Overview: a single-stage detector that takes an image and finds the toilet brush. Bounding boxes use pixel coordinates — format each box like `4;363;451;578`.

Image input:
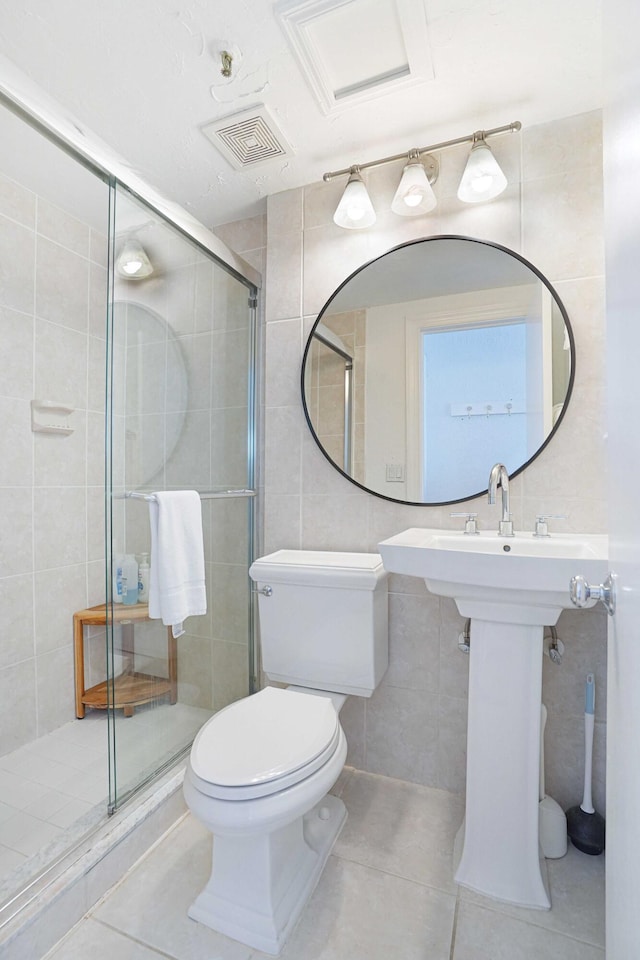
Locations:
566;674;605;855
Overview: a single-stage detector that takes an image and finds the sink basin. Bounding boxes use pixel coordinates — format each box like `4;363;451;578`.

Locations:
377;526;609;910
378;528;608;623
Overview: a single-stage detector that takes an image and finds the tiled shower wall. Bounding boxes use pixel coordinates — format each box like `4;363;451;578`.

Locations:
0;172;108;753
220;109;608;814
0;168;256;757
111;238;254;715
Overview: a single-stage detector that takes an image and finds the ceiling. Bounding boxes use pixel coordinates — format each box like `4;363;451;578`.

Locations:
0;0;602;229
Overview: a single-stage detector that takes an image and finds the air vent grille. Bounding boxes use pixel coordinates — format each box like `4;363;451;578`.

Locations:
202;106;294;170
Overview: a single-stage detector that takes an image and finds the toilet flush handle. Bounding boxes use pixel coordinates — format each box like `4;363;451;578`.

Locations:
255;585;273;597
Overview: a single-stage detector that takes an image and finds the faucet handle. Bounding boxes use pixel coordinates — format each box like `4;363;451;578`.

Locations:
534;514;567;538
450;512;479;535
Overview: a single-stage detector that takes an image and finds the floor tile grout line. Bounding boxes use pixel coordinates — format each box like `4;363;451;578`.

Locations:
82;811;193;923
449;896;460;960
94;916;179;958
329;846;459;900
335;772;604;952
67;915;179;960
455;893;605;951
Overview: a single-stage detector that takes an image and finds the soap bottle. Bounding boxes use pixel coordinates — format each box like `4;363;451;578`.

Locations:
137;552;150;604
112;553;124;604
122;554;139;606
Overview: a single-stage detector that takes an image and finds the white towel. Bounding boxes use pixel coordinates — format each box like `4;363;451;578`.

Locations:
148;491;207;639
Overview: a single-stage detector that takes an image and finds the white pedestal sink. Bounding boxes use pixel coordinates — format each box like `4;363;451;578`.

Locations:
378;528;608;909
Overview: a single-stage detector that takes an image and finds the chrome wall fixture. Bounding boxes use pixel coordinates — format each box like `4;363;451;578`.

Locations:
324;121;521;229
115;238;154;278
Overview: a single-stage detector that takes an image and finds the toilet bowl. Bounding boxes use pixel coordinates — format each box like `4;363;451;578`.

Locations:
184;687;348;955
184;550;388;955
185;686;347;833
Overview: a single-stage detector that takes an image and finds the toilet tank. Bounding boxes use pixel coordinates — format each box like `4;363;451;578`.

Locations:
249;550;388;697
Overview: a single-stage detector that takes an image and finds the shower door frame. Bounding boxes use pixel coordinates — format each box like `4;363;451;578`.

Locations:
105;179;261;812
0;75;262;917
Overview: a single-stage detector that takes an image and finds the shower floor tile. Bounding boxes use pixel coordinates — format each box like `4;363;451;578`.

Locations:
0;846;26;875
0;702;211;907
48;797;95;829
43;769;605;960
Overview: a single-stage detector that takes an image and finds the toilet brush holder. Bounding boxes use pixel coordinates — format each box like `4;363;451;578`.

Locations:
539;703;567;859
539;795;568;859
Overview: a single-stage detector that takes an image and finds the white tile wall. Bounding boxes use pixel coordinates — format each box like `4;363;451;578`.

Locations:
258;110;608;812
0;171;109;752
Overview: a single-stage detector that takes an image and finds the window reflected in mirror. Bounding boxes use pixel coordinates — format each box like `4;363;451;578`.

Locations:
302;236;574;506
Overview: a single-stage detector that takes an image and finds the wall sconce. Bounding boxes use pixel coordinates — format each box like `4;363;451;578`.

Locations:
457;133;507;203
324;121;521;229
116;239;154;279
391;151;438;216
333;167;377;229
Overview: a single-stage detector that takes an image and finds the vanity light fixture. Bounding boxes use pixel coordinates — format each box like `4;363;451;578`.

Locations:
333;166;377;229
116;238;154;279
324;120;521;229
390;151;438;216
457;133;508;203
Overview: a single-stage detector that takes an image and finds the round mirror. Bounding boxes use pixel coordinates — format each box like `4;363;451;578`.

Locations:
301;236;574;505
115;300;188;486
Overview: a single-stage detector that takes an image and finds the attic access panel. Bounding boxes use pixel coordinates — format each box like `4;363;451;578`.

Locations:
276;0;434;114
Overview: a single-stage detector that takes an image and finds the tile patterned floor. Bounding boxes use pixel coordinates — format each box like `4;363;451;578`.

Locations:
0;703;210;907
43;768;606;960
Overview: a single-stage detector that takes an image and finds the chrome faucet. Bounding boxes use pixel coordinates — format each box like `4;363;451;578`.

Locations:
488;463;514;537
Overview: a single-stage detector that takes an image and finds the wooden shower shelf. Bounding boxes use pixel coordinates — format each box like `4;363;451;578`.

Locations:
73;602;177;719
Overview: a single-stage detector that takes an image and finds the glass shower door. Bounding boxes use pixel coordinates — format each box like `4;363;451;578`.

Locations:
107;182;257;809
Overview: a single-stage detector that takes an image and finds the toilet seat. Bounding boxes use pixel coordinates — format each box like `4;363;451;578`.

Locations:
189;686;341;800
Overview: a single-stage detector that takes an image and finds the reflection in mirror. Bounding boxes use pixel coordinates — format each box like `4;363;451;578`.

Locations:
302;236;574;505
115;301;188;487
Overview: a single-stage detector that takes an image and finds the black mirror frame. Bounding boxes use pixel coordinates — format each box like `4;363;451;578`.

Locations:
300;235;576;507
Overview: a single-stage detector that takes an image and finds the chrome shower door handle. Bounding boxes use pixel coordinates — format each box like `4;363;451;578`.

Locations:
569;573;616;616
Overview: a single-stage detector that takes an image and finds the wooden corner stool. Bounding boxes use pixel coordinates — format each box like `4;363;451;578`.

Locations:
73;603;177;718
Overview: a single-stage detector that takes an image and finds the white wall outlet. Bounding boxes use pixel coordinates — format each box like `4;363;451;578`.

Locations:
385;463;405;482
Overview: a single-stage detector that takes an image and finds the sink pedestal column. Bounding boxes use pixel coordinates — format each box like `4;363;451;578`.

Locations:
377;525;608;910
455;617;550;909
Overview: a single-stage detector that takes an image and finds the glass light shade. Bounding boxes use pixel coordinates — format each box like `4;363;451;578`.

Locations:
457;141;508;203
333;172;376;229
116;239;154;278
391;161;437;216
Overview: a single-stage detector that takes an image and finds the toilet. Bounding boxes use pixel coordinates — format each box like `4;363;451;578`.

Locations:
183;549;388;955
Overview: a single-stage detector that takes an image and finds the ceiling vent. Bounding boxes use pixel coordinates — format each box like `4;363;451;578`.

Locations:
201;105;294;170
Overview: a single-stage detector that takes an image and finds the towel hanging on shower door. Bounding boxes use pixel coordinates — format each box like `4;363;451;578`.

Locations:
148;490;207;638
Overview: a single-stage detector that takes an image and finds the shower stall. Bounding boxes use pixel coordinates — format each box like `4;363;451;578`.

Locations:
0;91;259;925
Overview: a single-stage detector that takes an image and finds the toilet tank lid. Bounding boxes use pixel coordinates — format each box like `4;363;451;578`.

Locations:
249;550;387;590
